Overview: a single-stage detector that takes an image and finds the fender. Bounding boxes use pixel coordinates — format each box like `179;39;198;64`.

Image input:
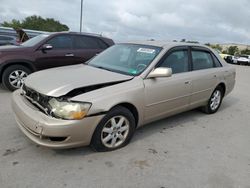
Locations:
0;59;37;80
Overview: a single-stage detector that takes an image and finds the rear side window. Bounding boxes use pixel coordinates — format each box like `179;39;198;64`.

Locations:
212;54;222;67
47;35;73;49
191;51;214;70
158;50;189;74
74;36;107;49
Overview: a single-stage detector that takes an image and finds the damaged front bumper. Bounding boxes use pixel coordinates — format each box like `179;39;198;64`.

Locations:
12;90;104;149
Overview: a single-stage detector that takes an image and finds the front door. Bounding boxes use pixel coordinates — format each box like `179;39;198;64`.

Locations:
34;35;77;70
143;48;192;123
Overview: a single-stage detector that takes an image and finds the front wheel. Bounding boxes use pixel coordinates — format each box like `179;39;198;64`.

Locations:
91;106;136;152
2;65;31;91
201;86;224;114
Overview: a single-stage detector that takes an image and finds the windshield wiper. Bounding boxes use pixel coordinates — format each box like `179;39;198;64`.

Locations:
89;64;133;76
92;65;114;72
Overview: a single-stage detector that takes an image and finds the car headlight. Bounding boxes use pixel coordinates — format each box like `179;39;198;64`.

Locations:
48;98;91;120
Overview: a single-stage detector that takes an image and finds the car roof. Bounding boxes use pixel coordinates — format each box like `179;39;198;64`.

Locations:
123;40;208;49
49;31;108;39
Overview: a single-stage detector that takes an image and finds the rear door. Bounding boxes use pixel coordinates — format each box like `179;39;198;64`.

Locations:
189;47;222;107
72;35;108;64
34;34;77;70
143;47;192;123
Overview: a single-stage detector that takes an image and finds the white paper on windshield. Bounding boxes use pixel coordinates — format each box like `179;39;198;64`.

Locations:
137;48;155;54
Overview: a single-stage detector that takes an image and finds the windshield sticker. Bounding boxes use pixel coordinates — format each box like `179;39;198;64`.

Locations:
128;69;137;74
137;48;156;54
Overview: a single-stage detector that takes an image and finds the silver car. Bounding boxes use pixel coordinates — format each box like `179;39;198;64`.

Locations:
12;41;236;151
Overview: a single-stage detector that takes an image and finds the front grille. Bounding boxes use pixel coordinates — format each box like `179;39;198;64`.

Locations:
22;85;51;115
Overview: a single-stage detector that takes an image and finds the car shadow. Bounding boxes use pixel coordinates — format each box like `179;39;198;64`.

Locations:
131;95;239;144
6;86;237;156
53;95;239;156
52;146;94;156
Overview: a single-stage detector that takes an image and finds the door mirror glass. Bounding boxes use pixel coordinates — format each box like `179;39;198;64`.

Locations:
41;44;53;51
148;67;172;78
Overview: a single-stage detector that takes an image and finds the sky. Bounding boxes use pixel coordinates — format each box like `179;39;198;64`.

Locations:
0;0;250;44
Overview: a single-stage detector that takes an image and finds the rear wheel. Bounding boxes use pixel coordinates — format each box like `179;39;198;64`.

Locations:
91;106;136;152
2;65;31;91
201;86;224;114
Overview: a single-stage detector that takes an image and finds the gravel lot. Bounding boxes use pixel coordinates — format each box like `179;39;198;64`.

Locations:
0;65;249;188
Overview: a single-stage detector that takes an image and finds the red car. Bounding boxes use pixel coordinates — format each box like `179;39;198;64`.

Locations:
0;32;114;90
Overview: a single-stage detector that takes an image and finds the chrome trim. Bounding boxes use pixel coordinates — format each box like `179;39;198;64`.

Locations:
21;93;49;115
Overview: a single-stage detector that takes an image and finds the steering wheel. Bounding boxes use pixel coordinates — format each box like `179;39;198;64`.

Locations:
136;64;147;72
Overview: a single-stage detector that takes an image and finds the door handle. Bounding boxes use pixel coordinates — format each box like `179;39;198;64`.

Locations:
65;53;74;57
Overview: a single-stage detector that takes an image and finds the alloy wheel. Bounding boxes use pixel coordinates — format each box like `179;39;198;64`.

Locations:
210;90;222;111
101;115;130;148
8;70;28;89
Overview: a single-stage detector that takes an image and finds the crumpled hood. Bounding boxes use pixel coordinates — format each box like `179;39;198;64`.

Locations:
24;64;133;97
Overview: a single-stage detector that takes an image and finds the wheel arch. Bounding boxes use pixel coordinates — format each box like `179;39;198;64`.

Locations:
217;82;226;97
0;60;36;82
110;102;139;128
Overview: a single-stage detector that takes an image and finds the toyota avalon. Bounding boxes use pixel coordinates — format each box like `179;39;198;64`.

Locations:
12;41;236;151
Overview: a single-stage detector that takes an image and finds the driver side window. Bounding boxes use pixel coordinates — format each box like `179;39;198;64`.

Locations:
158;50;189;74
47;35;73;49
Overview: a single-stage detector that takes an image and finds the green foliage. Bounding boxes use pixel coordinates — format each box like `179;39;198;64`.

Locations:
209;44;223;52
240;48;250;55
226;46;239;55
186;40;199;44
2;15;69;32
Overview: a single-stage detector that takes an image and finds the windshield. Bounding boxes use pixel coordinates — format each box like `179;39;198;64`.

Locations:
88;44;162;76
21;34;50;47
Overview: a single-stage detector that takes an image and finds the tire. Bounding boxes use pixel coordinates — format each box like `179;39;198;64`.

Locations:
91;106;136;152
201;86;224;114
2;65;31;91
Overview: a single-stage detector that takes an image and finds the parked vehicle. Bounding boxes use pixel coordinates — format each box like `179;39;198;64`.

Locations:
0;26;47;39
0;35;18;46
224;55;233;64
0;32;114;90
12;42;236;151
233;55;250;65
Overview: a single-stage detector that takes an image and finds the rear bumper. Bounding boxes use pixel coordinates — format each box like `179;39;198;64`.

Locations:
12;90;104;149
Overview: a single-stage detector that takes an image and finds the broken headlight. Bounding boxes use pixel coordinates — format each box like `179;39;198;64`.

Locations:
48;98;91;120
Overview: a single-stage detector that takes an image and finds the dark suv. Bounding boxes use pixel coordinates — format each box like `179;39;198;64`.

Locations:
0;32;114;90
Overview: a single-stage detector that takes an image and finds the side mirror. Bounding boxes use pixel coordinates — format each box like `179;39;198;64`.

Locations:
147;67;172;78
41;44;53;51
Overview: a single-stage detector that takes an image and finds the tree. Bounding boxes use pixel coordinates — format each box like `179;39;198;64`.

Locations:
186;40;199;44
210;44;223;52
227;46;239;55
2;15;69;32
240;48;250;55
